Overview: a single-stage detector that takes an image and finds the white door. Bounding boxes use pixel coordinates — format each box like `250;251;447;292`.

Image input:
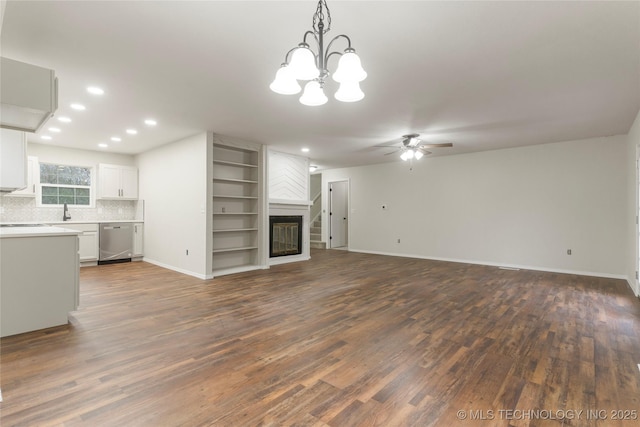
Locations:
329;181;348;248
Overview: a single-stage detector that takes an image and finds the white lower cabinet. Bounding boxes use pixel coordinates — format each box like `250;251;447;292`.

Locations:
67;223;99;262
133;223;143;256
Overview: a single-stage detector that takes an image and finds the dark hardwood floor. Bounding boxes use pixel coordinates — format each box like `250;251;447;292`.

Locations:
1;249;639;426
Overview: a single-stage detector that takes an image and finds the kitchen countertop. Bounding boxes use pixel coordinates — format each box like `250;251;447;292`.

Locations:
49;220;143;224
0;225;82;238
0;220;143;226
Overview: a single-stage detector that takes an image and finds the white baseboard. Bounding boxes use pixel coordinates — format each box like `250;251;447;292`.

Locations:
142;257;209;280
348;248;628;281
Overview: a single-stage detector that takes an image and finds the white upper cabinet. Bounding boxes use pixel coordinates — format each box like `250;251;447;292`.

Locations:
0;57;58;133
10;156;39;196
0;128;27;192
98;163;138;199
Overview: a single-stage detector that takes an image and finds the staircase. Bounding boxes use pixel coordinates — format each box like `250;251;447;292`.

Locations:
310;214;326;249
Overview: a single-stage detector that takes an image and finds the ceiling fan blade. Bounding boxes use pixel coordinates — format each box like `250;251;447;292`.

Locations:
384;149;400;155
419;142;453;148
417;149;432;156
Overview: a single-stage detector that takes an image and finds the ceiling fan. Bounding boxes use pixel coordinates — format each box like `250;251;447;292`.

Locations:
380;134;453;161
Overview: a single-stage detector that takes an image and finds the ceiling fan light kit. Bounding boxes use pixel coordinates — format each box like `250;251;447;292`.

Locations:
384;134;453;163
270;0;367;106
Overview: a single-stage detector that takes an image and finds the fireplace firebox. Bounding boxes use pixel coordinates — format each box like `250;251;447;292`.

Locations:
269;216;303;258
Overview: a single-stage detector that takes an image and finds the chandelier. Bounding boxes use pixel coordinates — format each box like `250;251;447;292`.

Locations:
269;0;367;106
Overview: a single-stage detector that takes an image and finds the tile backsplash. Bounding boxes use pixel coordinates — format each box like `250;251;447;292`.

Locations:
0;196;143;223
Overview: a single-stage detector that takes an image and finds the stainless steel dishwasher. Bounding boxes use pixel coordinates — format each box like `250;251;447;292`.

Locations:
99;223;133;264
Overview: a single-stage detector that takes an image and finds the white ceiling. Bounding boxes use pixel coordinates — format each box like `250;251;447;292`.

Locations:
1;1;639;170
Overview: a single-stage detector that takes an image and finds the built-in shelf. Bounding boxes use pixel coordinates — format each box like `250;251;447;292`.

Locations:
213;195;258;200
212;140;263;277
212;246;258;254
213;159;258;168
213;177;258;184
213;228;258;233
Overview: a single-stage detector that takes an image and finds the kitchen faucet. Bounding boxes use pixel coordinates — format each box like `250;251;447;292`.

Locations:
63;203;71;221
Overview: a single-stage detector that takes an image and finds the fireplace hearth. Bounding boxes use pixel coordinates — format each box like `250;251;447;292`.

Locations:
269;216;303;257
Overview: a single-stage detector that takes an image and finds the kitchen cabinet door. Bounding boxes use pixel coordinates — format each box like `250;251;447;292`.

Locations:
10;156;39;196
120;167;138;199
0;129;27;192
98;164;122;198
132;223;143;256
78;231;98;261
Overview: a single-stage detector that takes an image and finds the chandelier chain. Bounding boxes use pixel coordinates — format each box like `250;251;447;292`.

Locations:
312;0;331;35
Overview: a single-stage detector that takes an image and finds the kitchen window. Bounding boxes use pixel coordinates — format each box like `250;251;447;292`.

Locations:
39;163;92;206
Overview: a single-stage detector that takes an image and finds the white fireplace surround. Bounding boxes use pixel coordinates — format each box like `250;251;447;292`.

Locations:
269;202;310;265
267;150;311;266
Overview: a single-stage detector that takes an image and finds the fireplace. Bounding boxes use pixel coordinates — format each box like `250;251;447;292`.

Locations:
270;216;303;258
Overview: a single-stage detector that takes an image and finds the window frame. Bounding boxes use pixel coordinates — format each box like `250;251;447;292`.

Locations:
37;162;96;208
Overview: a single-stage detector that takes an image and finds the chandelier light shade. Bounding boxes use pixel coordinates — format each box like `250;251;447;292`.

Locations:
289;46;320;80
270;0;366;106
334;81;364;102
300;81;329;106
332;50;367;83
269;65;302;95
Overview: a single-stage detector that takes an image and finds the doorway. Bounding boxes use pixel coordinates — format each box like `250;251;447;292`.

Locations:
329;180;348;249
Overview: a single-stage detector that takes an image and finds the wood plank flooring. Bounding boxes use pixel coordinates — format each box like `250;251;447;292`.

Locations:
1;249;639;426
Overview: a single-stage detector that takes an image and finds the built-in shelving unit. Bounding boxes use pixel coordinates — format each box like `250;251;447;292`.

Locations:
212;141;264;277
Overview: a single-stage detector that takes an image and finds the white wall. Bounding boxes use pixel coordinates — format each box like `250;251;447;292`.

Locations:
136;133;209;278
626;109;640;296
29;143;135;167
322;135;627;278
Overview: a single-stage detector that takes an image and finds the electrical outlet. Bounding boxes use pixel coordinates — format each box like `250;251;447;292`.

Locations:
567;249;572;255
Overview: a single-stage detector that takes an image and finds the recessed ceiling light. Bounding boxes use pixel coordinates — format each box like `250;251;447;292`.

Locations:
87;86;104;95
111;137;122;142
144;119;157;126
70;103;86;111
58;116;72;123
126;129;138;135
309;165;318;172
301;148;310;153
98;143;108;148
48;127;61;133
41;135;52;140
